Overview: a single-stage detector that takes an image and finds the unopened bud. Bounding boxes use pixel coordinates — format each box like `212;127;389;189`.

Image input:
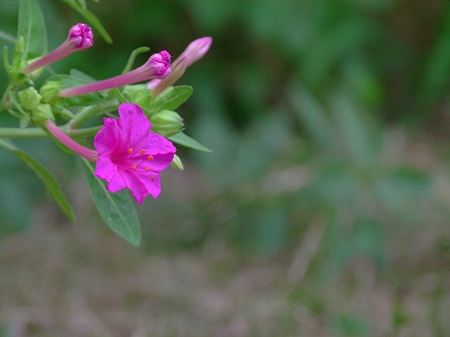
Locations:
18;87;42;110
32;103;54;124
150;110;184;137
170;154;184;170
22;23;94;74
40;81;63;103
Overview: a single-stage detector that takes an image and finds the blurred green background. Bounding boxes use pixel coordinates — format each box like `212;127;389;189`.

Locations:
0;0;449;336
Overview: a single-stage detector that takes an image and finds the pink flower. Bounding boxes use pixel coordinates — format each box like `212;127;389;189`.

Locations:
58;51;171;98
147;37;212;95
23;23;93;74
94;103;176;204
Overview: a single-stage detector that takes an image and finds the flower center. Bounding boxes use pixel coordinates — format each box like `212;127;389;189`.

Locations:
120;147;155;176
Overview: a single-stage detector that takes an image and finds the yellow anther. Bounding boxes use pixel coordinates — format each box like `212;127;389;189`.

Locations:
127;147;133;153
148;155;154;161
145;167;150;171
140;150;146;155
132;163;137;169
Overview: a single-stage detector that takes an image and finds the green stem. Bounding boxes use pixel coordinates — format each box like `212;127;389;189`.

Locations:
0;30;16;44
0;125;102;138
68;99;118;130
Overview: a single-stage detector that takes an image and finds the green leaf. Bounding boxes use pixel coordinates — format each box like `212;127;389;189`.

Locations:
61;0;113;44
150;86;193;113
82;159;141;246
0;139;75;220
18;0;47;60
122;46;150;74
69;68;98;83
290;83;334;150
169;132;211;152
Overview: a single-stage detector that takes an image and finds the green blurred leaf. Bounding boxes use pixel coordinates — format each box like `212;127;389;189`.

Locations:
417;4;450;108
18;0;47;60
149;86;193;113
375;166;430;220
331;91;379;167
290;83;334;150
331;313;372;337
252;204;288;255
61;0;113;44
0;139;75;220
82;159;141;246
168;132;211;152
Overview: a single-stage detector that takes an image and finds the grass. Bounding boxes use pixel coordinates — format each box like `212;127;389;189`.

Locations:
0;155;448;337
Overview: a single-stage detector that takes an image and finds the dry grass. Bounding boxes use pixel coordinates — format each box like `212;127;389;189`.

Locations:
0;164;449;337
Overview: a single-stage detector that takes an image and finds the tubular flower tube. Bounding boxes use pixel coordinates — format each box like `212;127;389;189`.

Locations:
44;120;98;162
59;51;171;98
94;103;176;204
23;23;94;74
147;37;212;93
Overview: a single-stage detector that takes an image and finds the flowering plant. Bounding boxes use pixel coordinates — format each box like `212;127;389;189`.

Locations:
0;0;211;246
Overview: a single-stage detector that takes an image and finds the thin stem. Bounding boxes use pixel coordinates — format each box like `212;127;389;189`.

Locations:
0;125;102;139
0;30;16;44
68;100;118;130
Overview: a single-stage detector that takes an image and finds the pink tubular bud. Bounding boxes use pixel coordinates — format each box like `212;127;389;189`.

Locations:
177;37;212;68
23;23;94;74
58;51;171;98
147;37;211;95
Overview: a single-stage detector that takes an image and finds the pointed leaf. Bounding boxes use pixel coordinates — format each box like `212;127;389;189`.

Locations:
18;0;47;60
82;159;141;246
169;132;211;152
61;0;113;44
0;139;75;220
150;85;193;112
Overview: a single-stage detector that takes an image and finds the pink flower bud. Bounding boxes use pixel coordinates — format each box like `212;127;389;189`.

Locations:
177;37;212;68
23;23;94;74
68;23;94;50
58;51;171;98
147;37;211;95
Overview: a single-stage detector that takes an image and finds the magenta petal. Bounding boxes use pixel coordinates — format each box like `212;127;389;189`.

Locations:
122;170;161;204
148;132;177;154
94;117;118;155
94;156;116;182
105;170;128;193
117;103;151;147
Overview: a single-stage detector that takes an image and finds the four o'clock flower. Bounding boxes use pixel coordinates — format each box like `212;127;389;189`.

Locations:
23;23;94;74
44;103;176;204
147;37;212;95
58;51;171;98
94;103;176;204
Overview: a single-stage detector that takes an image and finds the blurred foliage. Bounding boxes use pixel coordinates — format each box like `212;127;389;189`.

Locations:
0;0;449;335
